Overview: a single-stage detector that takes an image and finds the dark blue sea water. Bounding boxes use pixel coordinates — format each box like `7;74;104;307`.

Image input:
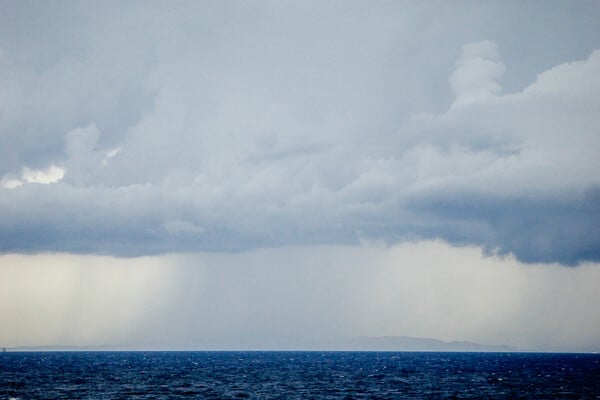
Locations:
1;351;599;399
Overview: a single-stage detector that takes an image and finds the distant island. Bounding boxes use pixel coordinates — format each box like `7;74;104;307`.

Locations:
336;336;518;352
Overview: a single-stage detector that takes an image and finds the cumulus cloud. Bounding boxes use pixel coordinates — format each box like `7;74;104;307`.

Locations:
449;40;506;106
0;2;599;264
2;164;65;188
408;49;600;263
22;165;65;184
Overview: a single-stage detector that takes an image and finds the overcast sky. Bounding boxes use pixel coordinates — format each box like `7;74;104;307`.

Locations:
1;1;599;351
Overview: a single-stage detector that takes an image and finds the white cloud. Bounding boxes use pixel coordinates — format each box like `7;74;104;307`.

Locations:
101;147;121;166
1;177;22;189
22;164;65;184
2;164;65;189
449;40;505;107
418;46;600;198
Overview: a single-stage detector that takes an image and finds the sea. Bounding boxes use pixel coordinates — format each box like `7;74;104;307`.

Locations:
1;351;599;399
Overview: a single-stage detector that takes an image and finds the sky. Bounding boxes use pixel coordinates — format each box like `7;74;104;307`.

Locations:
1;1;599;351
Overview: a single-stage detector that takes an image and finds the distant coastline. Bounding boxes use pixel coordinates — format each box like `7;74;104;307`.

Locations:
0;336;519;352
5;336;597;353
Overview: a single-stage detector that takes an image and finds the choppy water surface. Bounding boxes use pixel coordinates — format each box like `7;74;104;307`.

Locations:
1;351;599;399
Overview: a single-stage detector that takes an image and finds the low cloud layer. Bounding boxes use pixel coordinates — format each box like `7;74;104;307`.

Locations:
1;3;599;264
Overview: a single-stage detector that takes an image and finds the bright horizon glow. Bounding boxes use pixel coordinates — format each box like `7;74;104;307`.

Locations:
2;241;599;353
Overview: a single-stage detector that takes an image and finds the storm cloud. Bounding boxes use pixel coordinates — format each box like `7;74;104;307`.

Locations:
1;2;599;264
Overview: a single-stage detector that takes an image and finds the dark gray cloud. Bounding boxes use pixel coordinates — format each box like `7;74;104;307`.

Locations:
1;2;599;264
408;188;600;265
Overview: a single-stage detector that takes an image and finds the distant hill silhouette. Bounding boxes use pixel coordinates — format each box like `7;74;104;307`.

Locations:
3;336;518;352
339;336;518;352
